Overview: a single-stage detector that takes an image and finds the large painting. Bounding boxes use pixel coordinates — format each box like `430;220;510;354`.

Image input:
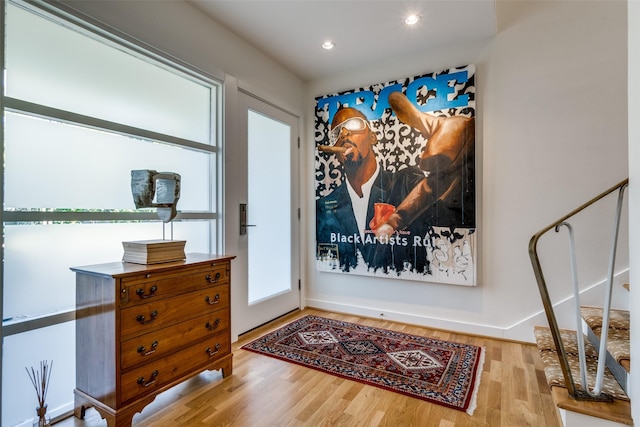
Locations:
315;65;476;286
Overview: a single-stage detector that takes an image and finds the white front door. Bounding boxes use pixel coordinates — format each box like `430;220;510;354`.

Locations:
235;91;300;334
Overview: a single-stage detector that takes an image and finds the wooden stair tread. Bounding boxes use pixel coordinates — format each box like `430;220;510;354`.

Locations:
535;326;632;425
620;360;630;372
551;386;632;425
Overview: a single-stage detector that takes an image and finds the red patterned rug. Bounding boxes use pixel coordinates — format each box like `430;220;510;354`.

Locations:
242;315;484;415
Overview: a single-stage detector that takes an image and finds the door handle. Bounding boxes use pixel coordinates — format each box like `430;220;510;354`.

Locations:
240;203;257;234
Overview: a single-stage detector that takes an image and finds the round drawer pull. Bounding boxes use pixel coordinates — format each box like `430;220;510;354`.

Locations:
136;310;158;325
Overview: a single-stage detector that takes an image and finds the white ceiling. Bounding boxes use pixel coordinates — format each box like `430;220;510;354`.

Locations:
188;1;497;81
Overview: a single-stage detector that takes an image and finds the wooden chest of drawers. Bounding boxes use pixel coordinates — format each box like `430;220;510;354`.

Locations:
71;253;235;427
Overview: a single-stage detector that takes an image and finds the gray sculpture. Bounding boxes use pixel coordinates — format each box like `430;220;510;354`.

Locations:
131;169;181;222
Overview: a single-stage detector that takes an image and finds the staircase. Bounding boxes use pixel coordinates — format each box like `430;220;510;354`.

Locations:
528;179;632;427
534;302;631;426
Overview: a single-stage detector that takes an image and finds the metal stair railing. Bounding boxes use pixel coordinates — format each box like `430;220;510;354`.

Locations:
528;178;628;401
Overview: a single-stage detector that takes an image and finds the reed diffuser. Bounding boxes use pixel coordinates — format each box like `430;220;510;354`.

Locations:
26;360;53;427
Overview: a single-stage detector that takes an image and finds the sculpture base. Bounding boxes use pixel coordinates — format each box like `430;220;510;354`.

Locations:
122;239;186;264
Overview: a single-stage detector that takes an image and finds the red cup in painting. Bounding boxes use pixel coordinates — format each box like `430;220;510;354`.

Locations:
369;202;396;230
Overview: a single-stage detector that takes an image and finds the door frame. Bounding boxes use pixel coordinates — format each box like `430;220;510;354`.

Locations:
225;78;301;340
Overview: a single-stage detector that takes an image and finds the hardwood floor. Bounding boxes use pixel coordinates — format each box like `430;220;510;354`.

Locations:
56;308;561;427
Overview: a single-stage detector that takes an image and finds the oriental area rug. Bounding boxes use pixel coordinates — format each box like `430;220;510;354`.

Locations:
241;315;484;415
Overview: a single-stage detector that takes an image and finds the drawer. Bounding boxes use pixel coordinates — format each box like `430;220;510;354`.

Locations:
121;308;230;370
120;263;229;306
120;285;229;339
120;333;231;404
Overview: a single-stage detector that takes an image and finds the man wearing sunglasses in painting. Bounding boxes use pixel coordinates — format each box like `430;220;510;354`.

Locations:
316;106;428;274
316;91;475;276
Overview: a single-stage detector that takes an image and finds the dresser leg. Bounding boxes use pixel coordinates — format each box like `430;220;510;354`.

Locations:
74;388;155;427
74;389;118;425
217;353;233;377
79;406;86;418
73;392;88;419
110;414;132;427
223;361;233;377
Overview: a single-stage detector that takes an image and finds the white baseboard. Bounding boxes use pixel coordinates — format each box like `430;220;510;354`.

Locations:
307;298;507;338
307;268;630;343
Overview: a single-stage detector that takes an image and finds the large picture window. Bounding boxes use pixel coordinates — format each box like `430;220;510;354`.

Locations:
1;2;222;425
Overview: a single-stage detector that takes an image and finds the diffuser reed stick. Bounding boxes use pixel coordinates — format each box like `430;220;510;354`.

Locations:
26;360;53;409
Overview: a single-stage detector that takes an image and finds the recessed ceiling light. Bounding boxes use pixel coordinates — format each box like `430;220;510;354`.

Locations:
322;41;335;50
405;14;421;26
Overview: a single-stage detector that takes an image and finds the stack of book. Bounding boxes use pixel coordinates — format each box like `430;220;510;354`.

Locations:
122;239;186;264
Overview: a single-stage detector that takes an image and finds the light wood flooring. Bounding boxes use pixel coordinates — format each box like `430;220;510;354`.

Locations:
56;308;561;427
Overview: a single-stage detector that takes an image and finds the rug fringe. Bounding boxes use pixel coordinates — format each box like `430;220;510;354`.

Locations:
466;346;486;416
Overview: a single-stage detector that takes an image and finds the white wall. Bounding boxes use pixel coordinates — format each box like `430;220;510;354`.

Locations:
306;0;629;342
